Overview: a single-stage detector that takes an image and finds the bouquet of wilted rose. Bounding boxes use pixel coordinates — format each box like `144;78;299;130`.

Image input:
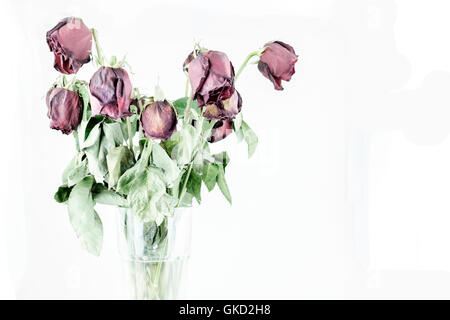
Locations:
46;17;298;299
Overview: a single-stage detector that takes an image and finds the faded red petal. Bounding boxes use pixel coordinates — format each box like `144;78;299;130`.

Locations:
203;90;242;120
258;41;298;90
46;17;92;74
141;100;177;141
188;50;235;106
89;67;132;119
46;88;82;134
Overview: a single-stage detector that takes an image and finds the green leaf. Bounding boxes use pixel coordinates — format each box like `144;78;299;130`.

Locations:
92;183;128;207
66;158;89;187
213;151;230;168
151;142;181;185
217;165;232;204
67;176;103;256
127;168;167;222
109;55;117;66
84;121;126;177
73;81;91;121
117;142;152;195
178;191;194;207
241;120;258;158
235;125;244;142
186;170;202;204
171;124;196;165
62;155;78;184
202;162;219;192
172;97;201;119
233;112;243;132
106;146;135;188
82;117;103;148
54;185;72;203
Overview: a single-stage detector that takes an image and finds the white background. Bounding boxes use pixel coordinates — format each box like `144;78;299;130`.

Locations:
2;0;450;299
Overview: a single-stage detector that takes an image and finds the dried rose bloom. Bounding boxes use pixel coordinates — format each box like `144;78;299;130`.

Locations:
46;17;92;74
202;90;242;120
89;67;133;119
46;88;82;134
141;100;177;140
258;41;298;90
188;50;235;106
208;119;233;143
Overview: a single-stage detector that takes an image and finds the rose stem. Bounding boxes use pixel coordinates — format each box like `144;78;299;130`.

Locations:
91;28;105;66
177;163;192;206
184;92;193;124
177;115;204;207
73;130;80;152
235;48;267;81
184;74;190;97
126;117;135;158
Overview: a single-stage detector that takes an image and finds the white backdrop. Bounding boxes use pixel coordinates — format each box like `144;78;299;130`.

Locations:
2;0;450;299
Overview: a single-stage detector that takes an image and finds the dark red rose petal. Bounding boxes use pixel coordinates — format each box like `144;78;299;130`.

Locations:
46;88;82;134
89;67;133;119
141;100;177;141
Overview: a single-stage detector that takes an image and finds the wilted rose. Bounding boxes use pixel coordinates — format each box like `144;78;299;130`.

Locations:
141;100;177;141
202;90;242;120
187;50;235;106
258;41;298;90
46;88;82;134
89;67;133;119
46;17;92;74
207;119;233;143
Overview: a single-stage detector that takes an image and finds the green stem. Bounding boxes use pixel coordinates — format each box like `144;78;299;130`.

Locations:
184;93;193;124
235;49;266;81
126;117;135;158
177;114;204;207
177;163;192;206
184;74;190;97
91;28;105;66
73;130;80;152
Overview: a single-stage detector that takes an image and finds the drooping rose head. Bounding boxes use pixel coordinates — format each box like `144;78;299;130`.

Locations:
89;67;132;119
46;88;82;134
141;100;177;141
258;41;298;90
202;90;242;120
207;119;233;143
46;17;92;74
187;50;235;106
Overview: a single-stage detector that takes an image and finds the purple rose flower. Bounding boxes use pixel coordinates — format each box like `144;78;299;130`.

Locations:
46;17;92;74
141;100;177;141
202;90;242;120
207;119;233;143
89;67;133;119
187;50;235;106
46;88;82;134
258;41;298;90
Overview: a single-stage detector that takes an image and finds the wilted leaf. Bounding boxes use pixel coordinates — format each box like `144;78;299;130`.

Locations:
217;165;232;205
54;185;72;203
106;146;135;188
67;176;103;256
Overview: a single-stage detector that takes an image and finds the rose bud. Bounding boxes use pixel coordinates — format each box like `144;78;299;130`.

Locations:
207;119;233;143
141;100;177;141
89;67;133;119
46;88;82;134
46;17;92;74
202;90;242;120
258;41;298;90
188;50;235;106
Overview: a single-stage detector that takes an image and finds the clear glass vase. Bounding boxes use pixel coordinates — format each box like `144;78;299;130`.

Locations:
117;208;192;300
